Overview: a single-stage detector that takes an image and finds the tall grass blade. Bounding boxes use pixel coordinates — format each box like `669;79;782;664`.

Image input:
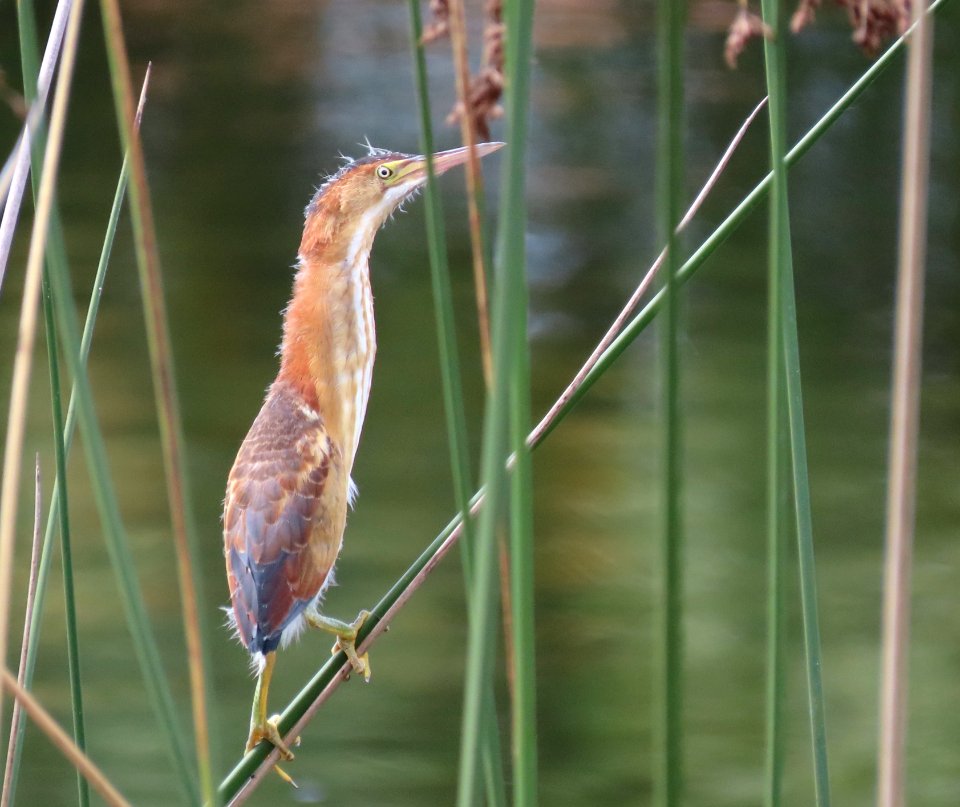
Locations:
782;215;831;807
760;1;788;804
40;270;89;807
446;0;495;387
655;3;685;805
454;217;507;801
877;2;935;805
0;0;85;745
407;2;507;804
97;2;218;797
499;0;537;802
760;3;832;801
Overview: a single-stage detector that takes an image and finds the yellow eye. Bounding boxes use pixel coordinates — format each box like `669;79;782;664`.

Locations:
376;165;394;180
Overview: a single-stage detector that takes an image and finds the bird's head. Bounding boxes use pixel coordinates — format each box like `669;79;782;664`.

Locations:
302;141;504;251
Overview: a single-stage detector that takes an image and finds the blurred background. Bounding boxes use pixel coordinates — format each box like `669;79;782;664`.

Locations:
0;0;958;804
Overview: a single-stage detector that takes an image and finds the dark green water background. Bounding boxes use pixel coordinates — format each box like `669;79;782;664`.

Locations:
1;1;958;805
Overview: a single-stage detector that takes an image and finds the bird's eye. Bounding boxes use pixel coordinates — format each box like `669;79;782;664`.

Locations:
376;165;393;180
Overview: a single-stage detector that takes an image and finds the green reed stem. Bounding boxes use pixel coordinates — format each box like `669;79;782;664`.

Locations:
761;2;832;803
781;222;832;807
454;163;510;805
500;0;537;802
407;2;507;804
216;5;953;798
40;272;89;807
453;4;539;800
655;2;685;805
760;0;788;804
407;0;477;631
763;0;830;807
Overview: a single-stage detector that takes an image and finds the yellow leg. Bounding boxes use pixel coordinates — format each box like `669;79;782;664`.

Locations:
245;652;298;787
305;607;372;682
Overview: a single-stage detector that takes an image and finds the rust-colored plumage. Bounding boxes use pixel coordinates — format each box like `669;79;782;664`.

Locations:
223;141;503;776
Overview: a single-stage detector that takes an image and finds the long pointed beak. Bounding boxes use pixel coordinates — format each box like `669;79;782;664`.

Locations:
429;142;505;175
396;141;505;185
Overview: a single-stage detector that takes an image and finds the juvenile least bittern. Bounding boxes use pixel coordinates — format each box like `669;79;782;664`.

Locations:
223;141;504;781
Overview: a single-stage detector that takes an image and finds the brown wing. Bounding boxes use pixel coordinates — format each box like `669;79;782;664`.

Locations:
223;381;347;655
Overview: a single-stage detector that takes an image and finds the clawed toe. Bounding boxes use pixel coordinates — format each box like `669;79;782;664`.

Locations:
246;715;295;761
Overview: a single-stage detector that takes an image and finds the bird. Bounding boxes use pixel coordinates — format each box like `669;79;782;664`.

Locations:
222;140;504;780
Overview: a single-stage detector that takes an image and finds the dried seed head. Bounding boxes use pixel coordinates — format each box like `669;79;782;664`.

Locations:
724;6;774;70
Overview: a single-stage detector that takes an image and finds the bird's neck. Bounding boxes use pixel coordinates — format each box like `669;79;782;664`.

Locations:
277;227;377;471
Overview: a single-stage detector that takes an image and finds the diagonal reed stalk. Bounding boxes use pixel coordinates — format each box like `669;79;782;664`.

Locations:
1;670;131;807
97;2;218;801
655;3;686;806
407;2;507;804
1;459;43;807
3;74;152;807
877;2;935;805
760;0;788;804
0;0;85;745
215;9;951;797
446;0;494;388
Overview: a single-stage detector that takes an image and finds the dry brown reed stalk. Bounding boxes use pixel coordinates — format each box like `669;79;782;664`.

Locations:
446;0;504;141
447;0;495;388
423;0;504;144
0;458;42;807
877;1;933;804
97;3;215;798
443;0;517;700
422;0;505;386
0;0;85;741
0;670;131;807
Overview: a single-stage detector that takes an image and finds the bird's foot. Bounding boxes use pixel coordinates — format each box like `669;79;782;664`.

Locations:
305;608;372;682
246;715;300;787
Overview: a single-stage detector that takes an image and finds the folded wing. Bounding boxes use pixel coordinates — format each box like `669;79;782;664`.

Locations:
223;382;347;655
